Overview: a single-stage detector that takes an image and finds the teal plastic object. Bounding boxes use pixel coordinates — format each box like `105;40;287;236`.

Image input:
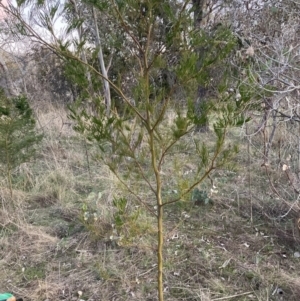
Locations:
0;293;13;301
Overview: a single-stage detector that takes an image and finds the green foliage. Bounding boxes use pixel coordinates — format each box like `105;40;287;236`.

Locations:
0;91;43;197
113;196;129;230
22;263;46;280
69;99;117;153
81;191;102;223
80;191;115;241
63;53;103;99
14;1;255;300
187;97;211;127
113;196;139;232
173;113;190;139
112;196;154;246
191;188;213;206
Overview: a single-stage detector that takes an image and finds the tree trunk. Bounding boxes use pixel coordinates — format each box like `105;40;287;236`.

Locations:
92;7;111;116
0;54;18;96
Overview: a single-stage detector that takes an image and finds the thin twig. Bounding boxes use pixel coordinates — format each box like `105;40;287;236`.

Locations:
83;138;92;182
212;291;253;300
279;194;300;219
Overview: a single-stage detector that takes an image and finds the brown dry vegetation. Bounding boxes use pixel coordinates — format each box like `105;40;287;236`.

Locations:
1;102;300;301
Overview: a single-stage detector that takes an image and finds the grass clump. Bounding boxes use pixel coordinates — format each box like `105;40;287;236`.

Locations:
1;105;300;300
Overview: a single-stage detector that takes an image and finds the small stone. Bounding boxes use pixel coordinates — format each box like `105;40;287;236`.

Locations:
293;251;300;258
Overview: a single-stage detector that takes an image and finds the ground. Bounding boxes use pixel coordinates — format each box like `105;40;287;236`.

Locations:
1;102;300;301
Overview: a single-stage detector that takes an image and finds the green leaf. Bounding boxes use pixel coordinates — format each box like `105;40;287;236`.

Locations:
49;1;60;19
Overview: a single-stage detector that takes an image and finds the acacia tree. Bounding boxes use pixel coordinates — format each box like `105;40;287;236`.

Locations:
2;1;253;300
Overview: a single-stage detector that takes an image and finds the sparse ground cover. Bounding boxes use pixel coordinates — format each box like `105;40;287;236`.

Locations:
1;103;300;301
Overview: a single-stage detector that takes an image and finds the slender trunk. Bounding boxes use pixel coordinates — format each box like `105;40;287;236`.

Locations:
265;110;277;161
157;188;164;301
246;123;252;223
11;52;28;95
192;0;206;29
0;55;18;97
7;168;13;200
149;127;164;301
92;7;111;116
144;15;164;298
298;123;300;172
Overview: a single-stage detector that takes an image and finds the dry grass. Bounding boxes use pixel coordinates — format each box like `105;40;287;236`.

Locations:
1;103;300;300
